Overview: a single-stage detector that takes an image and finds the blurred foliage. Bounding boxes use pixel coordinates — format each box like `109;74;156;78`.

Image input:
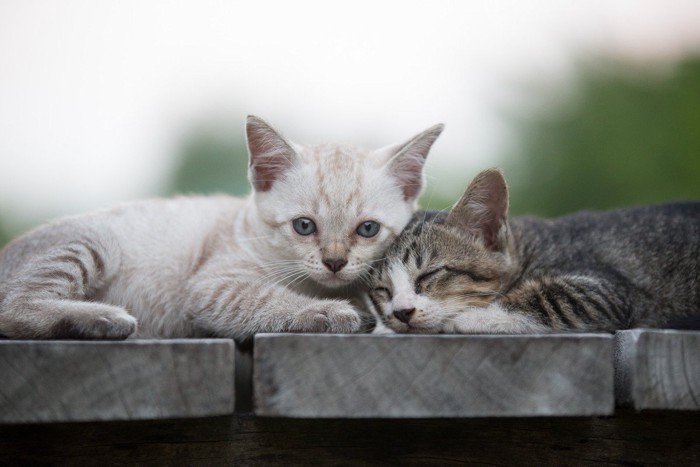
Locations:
166;127;250;197
419;175;457;211
0;216;12;249
163;55;700;219
504;55;700;217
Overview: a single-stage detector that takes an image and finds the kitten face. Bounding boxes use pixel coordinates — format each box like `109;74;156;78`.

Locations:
369;219;514;332
257;144;416;288
246;116;443;290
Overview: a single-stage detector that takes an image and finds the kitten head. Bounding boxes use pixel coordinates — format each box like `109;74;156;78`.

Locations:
246;115;443;290
369;168;517;332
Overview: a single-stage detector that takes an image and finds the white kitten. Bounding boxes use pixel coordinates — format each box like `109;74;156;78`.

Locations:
0;116;443;341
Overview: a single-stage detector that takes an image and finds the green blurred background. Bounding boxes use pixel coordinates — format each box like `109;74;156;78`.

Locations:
502;55;700;217
1;53;700;250
2;54;700;249
164;55;700;215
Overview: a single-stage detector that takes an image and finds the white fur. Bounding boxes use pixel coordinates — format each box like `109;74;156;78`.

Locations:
446;302;550;334
0;119;443;340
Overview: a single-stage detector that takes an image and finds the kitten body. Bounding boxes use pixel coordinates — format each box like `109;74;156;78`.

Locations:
0;116;443;340
370;169;700;334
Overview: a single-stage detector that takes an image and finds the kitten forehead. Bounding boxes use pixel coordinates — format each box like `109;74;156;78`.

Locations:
387;221;438;262
382;215;502;277
310;145;367;214
268;143;412;234
299;143;372;166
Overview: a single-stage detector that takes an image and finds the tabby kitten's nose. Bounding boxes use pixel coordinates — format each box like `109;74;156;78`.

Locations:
323;257;348;273
393;308;415;324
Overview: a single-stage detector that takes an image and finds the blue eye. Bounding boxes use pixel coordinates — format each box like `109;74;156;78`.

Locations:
292;217;316;236
357;221;380;238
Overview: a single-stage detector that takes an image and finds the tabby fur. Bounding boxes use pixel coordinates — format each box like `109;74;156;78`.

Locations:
369;169;700;333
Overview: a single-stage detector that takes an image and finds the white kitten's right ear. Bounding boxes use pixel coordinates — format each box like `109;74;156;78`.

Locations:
446;168;510;252
380;124;444;201
246;115;298;192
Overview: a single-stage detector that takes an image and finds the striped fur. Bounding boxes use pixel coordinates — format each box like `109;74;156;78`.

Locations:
0;116;443;341
369;169;700;334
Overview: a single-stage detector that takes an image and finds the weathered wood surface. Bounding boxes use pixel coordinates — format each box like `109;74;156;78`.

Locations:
2;411;700;466
254;333;614;418
0;340;235;423
615;329;700;410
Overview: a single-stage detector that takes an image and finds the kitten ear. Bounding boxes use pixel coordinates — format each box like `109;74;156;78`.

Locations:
246;115;298;192
446;168;510;251
380;124;444;201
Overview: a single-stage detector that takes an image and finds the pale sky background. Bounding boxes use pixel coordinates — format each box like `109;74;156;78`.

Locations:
1;1;700;228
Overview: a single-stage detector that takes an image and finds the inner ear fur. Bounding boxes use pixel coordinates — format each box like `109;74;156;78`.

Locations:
246;115;298;192
384;123;444;201
446;168;509;251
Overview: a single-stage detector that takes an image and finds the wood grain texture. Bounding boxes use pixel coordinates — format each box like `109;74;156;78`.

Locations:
2;411;700;466
0;339;235;423
254;334;614;418
615;329;700;410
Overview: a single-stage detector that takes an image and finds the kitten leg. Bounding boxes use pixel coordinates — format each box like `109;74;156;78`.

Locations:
445;275;625;334
0;299;137;339
446;302;550;334
0;242;136;339
185;276;362;341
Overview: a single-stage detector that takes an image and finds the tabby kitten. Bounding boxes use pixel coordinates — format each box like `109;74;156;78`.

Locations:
0;116;443;340
369;168;700;334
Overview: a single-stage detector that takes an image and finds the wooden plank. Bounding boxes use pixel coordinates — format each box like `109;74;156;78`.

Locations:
3;411;700;465
253;334;614;418
0;339;235;423
615;329;700;410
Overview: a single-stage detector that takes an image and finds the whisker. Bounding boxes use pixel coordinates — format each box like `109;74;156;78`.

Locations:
284;270;311;289
263;269;305;286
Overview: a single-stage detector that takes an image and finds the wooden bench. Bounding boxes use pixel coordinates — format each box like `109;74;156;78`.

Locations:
1;330;699;464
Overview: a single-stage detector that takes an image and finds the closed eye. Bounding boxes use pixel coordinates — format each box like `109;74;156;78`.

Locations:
414;267;445;293
444;267;492;282
416;267;444;285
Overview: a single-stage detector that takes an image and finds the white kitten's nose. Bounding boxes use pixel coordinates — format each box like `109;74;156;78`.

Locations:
323;257;347;273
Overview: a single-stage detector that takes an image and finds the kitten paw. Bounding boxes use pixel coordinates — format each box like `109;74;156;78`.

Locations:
291;302;361;334
53;306;138;340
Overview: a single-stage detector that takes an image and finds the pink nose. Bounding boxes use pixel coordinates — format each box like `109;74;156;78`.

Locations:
323;257;347;273
393;308;415;324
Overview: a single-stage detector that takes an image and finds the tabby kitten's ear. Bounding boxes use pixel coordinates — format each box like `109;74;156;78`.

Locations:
246;115;299;192
380;124;444;201
446;168;510;251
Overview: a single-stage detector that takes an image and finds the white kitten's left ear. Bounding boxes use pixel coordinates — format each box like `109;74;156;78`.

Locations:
246;115;299;192
380;124;444;201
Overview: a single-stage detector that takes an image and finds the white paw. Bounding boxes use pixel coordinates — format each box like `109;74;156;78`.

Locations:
61;306;138;340
449;303;550;334
290;301;361;334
